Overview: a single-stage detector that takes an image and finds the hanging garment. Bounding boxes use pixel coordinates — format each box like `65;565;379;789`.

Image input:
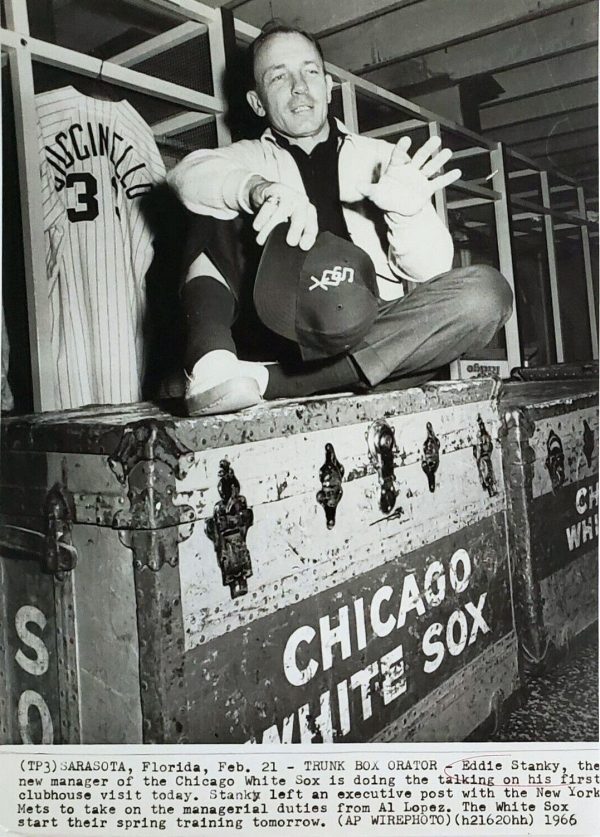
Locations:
36;86;166;408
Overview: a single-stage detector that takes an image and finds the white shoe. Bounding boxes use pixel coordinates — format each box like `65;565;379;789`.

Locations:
185;351;267;416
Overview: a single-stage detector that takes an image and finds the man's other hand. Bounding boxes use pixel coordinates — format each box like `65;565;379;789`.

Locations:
364;136;461;217
248;178;318;250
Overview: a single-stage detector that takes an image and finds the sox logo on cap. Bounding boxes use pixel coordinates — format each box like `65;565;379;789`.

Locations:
309;265;355;291
254;227;380;360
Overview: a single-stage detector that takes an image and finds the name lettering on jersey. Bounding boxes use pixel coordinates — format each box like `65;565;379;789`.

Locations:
309;265;355;291
44;121;152;199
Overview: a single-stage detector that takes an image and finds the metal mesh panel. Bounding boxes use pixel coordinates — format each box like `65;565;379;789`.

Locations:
25;0;183;55
356;92;415;133
31;61;218;169
556;231;593;361
447;200;501;271
457;154;492;183
506;159;543;206
114;91;182;127
439;127;480;154
548;175;579;214
366;122;429;147
157;120;218;169
135;32;213;96
511;230;557;366
32;63;183;126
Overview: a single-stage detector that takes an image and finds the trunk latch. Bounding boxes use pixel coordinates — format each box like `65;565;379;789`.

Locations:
0;482;77;580
206;460;254;599
473;415;497;497
367;420;399;514
421;421;440;492
317;443;344;529
44;482;77;579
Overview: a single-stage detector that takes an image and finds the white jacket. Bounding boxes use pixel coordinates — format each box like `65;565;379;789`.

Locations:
168;120;454;301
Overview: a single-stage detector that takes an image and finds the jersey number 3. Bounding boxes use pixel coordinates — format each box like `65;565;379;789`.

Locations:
66;172;99;222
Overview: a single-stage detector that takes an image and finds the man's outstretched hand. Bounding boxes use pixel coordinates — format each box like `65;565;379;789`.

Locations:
248;177;318;250
244;135;459;249
364;136;461;217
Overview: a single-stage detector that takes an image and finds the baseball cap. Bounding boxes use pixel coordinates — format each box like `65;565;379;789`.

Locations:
253;227;379;360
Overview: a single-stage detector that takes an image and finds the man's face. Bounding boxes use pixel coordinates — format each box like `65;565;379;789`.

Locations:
247;32;333;138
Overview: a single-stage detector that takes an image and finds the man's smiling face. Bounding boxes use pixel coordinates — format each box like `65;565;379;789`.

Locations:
247;32;333;139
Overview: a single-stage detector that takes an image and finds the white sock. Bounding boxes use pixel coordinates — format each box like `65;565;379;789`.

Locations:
238;360;269;396
189;351;269;397
188;350;239;390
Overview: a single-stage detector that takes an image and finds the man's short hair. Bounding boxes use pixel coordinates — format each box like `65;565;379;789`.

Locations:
250;20;325;84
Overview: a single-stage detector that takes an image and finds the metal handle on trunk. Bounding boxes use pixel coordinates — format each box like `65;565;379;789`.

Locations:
0;483;77;578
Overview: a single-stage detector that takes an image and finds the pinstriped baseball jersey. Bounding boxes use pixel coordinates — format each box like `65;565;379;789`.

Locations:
36;86;166;409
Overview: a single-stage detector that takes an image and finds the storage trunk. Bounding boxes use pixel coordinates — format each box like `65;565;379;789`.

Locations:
500;378;598;672
0;382;518;745
510;362;598;382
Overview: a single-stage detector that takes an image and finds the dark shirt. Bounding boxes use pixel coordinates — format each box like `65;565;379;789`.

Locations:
272;119;351;242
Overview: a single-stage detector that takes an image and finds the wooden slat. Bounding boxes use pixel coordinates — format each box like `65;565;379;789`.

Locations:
491;144;521;371
577;186;599;359
0;29;224;113
109;21;206;67
540;171;565;363
6;38;56;409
